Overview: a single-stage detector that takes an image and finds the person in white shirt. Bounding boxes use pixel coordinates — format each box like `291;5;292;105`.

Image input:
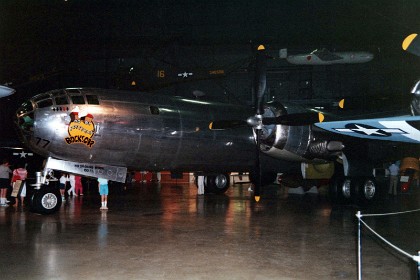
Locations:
388;162;400;195
59;173;68;201
0;159;12;206
67;174;76;197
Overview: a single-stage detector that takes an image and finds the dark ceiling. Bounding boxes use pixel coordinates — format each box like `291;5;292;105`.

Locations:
0;0;419;145
0;0;419;84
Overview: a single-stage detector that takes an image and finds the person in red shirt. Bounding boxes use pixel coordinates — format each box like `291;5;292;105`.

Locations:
74;175;83;196
11;164;28;205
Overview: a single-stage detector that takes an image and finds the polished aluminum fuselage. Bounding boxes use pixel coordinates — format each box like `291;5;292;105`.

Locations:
18;88;264;172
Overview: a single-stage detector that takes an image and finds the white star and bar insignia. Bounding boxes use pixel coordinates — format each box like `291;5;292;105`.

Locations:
334;123;406;137
177;72;193;78
13;151;34;158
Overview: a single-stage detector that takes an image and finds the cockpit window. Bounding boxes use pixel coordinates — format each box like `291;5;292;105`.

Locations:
66;88;82;94
50;89;66;96
85;95;99;105
70;95;85;104
55;96;69;105
33;93;50;102
36;99;53;108
16;101;34;116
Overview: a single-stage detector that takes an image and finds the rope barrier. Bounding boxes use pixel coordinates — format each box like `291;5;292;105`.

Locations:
360;208;420;217
356;209;420;280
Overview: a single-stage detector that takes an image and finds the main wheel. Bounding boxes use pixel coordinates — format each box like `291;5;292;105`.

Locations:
354;177;377;205
204;174;230;194
329;177;352;204
30;186;62;214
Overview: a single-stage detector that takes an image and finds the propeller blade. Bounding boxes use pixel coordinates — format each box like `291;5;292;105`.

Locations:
252;45;268;202
402;33;420;57
262;112;325;126
209;120;247;130
255;45;267;115
254;128;262;202
339;99;345;109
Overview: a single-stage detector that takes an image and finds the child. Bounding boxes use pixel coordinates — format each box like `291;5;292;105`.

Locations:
59;173;67;201
98;178;108;210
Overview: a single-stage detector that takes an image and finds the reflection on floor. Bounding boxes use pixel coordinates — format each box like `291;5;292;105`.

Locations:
0;182;419;280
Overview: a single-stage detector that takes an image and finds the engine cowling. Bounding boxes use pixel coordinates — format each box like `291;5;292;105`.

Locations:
258;102;343;162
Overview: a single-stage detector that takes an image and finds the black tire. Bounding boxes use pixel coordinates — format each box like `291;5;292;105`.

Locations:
354;177;377;205
329;176;352;205
30;186;62;214
204;174;230;194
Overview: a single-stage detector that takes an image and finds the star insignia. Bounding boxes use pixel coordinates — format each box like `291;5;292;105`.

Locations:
13;151;34;158
334;123;405;137
177;72;193;78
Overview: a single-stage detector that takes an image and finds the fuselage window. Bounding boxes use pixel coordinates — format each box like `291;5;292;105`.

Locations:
70;95;85;104
37;99;53;108
86;95;99;105
55;96;69;105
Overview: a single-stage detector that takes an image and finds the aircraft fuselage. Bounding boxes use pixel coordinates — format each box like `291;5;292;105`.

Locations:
16;88;262;173
286;51;374;65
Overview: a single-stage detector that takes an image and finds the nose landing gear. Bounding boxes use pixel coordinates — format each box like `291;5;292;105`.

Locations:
30;170;61;214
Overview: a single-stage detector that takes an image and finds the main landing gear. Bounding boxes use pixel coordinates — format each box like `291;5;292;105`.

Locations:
329;176;377;205
195;173;230;194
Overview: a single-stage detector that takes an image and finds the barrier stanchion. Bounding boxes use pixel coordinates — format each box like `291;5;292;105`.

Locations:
356;211;362;280
417;251;420;280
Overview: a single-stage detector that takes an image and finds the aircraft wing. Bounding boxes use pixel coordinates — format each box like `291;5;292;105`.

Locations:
315;115;420;143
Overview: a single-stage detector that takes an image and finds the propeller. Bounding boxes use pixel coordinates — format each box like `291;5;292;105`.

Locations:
209;45;328;202
252;45;267;202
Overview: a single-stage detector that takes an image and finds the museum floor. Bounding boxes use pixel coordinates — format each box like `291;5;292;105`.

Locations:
0;181;419;280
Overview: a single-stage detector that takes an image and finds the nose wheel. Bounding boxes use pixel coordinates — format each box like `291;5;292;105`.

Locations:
30;186;62;214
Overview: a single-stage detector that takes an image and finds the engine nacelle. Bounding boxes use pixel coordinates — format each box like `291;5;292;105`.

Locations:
259;102;343;162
